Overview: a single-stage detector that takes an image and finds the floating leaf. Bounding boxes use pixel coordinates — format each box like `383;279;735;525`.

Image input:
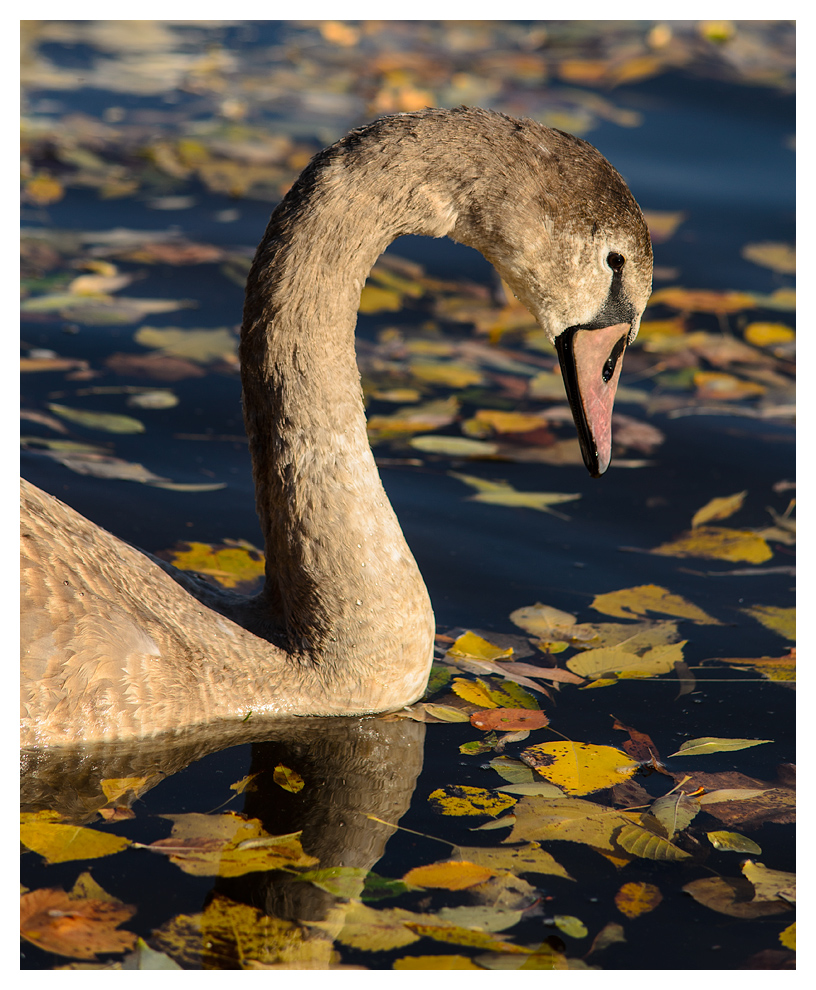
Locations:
409;360;484;388
707;830;762;854
691;491;747;528
447;630;513;662
651;528;773;564
647;793;700;839
741;861;795;903
509;603;576;639
121;938;183;970
779;922;796;951
668;737;772;757
741;242;796;274
20;812;131;864
616;824;691;861
520;742;637;796
403;922;528;954
134;326;237;364
470;709;549;732
368;397;459;436
428;785;516;818
464;409;550;436
403;861;497;891
358;285;402;313
166;541;265;589
553;915;588;939
410;436;499;457
507;795;631;852
272;764;305;794
567;641;685;681
394;955;482;970
454;841;574;881
451;677;498;708
100;777;153;803
451;472;581;515
682;877;792;919
47;404;145;434
587;922;626;956
742;605;795;641
21;888;136;960
590;585;720;625
615;881;663;918
149;813;317;877
422;703;472;723
744;322;795;347
718;651;796;682
648;287;757;314
297;867;369;899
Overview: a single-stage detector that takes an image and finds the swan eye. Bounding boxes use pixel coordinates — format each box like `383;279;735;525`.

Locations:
607;252;625;272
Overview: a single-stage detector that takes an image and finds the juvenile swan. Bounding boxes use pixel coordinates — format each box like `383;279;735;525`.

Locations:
21;108;652;745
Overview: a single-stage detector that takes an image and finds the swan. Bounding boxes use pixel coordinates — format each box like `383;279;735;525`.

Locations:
20;107;653;746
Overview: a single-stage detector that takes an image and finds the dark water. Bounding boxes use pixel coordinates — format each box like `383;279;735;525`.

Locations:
21;22;794;971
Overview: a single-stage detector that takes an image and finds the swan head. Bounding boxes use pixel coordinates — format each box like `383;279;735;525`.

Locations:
451;122;653;477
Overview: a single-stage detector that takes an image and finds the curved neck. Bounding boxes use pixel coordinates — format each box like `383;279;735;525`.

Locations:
240;118;458;665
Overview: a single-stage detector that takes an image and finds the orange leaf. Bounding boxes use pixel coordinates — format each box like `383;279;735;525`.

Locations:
470;709;550;732
614;881;663;919
402;860;497;891
20;888;136;959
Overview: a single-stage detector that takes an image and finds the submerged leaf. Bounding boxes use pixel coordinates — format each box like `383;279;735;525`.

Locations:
614;881;663;918
47;404;145;434
706;830;762;854
21;887;136;960
272;764;305;794
682;877;792;919
691;491;748;528
741;861;795;903
553;915;588;939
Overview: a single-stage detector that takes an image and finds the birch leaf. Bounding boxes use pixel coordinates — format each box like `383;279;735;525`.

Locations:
742;605;795;640
614;881;663;918
429;785;516;818
403;861;498;891
454;841;574;881
651;527;773;564
591;584;720;624
20;813;131;864
447;630;513;662
520;742;637;796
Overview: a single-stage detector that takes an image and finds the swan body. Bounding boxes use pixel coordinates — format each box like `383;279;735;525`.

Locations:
21;107;652;746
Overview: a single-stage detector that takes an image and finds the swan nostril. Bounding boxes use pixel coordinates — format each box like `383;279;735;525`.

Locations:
602;334;627;383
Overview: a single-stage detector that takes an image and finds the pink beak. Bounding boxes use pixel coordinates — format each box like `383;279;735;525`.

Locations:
555;322;630;477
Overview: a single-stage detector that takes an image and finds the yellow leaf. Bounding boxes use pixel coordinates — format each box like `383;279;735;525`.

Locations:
409;360;483;388
323;901;426;951
451;677;498;708
47;404;145;435
590;584;720;624
553;915;588;938
447;630;513;662
744;322;795;347
20;814;131;864
642;211;686;243
779;922;796;951
455;841;574;881
100;777;152;803
691;491;747;528
394;955;482;969
428;785;516;818
520;742;637;796
402;861;497;891
651;528;773;564
694;371;766;400
567;642;685;680
272;764;304;794
358;284;401;313
509;602;576;637
134;326;237;364
368;397;458;435
587;922;626;956
467;409;549;435
648;286;757;313
668;737;772;757
682;877;791;919
614;881;663;918
741;242;796;274
743;605;795;640
616;824;691;861
410;436;499;457
706;830;762;854
25;174;65;205
167;541;265;589
507;795;630;852
741;861;796;903
403;923;529;954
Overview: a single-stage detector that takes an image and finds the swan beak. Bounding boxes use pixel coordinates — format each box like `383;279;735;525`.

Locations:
555;322;630;478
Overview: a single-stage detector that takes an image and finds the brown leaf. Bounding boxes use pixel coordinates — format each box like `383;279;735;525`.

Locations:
20;888;136;959
470;709;550;732
612;718;661;764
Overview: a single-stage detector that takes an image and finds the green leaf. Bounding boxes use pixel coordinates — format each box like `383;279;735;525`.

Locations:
47;404;145;434
667;737;772;757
